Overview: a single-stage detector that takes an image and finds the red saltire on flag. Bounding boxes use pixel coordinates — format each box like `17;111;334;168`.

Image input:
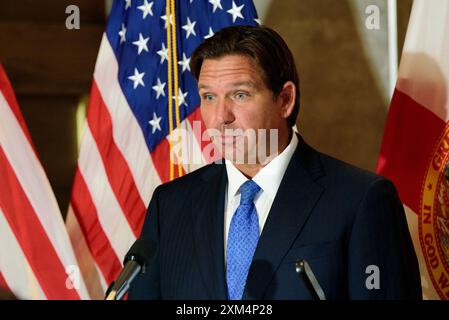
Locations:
0;64;89;299
377;0;449;300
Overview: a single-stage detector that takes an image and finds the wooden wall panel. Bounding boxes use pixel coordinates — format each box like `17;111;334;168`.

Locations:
19;95;79;214
0;0;105;23
0;23;103;95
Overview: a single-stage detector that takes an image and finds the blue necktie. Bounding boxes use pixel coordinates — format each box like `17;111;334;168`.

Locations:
226;179;261;300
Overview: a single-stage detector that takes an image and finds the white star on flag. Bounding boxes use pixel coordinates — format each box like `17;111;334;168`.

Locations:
152;78;166;99
138;0;154;19
125;0;132;10
128;68;145;89
204;27;214;39
209;0;223;13
161;14;173;29
149;112;162;134
157;42;169;64
182;17;197;39
132;33;150;55
173;88;188;107
118;24;127;43
227;1;244;23
254;18;261;25
178;53;191;73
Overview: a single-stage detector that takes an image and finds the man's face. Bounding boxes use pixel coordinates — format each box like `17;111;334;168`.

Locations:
198;54;290;164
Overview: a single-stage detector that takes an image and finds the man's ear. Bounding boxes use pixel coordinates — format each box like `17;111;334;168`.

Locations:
278;81;296;119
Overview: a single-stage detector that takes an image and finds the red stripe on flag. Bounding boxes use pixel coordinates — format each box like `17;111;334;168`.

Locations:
0;65;34;148
376;88;446;213
0;271;9;291
151;134;186;183
188;107;209;151
0;146;80;300
71;168;123;284
86;82;146;237
151;138;171;183
0;272;15;300
187;107;221;163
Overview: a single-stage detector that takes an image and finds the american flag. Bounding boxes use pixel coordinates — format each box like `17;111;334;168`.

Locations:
0;64;89;299
67;0;258;298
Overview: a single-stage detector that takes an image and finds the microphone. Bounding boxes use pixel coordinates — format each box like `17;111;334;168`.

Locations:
295;259;326;300
105;237;156;300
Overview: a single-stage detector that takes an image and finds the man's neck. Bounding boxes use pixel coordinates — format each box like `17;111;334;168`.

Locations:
232;129;293;178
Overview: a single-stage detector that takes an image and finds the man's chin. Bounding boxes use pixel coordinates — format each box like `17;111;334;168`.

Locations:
219;145;261;165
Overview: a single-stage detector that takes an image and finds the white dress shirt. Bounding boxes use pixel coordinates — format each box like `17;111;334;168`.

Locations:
224;133;299;261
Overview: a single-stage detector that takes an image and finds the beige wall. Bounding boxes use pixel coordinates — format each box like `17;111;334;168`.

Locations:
259;0;412;171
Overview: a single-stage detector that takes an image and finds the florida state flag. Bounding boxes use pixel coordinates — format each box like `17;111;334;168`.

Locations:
377;0;449;300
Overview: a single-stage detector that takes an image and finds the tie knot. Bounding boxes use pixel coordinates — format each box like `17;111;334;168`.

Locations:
239;180;261;205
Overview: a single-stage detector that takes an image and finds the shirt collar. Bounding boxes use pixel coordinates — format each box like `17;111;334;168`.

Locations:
225;158;248;199
225;132;299;199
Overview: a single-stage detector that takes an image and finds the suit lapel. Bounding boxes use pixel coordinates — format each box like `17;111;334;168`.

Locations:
243;136;325;299
191;163;228;299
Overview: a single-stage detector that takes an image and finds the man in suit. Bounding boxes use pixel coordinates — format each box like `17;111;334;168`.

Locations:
128;25;421;299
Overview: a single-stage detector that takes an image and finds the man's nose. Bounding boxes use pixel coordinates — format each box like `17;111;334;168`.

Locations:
217;98;235;125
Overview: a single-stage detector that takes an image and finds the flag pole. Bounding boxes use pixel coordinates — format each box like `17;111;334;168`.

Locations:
387;0;398;101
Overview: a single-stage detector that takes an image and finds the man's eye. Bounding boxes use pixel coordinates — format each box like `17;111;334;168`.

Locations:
234;92;248;100
202;94;215;102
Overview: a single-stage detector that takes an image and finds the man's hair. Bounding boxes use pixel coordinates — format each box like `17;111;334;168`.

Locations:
190;25;300;127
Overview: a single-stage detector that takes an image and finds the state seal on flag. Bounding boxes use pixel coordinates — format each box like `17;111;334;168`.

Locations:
420;127;449;299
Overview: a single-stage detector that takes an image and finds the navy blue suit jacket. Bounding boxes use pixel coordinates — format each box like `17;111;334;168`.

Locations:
128;135;421;299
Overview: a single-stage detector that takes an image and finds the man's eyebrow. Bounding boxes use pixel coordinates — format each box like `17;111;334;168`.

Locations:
230;81;256;88
198;81;256;90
